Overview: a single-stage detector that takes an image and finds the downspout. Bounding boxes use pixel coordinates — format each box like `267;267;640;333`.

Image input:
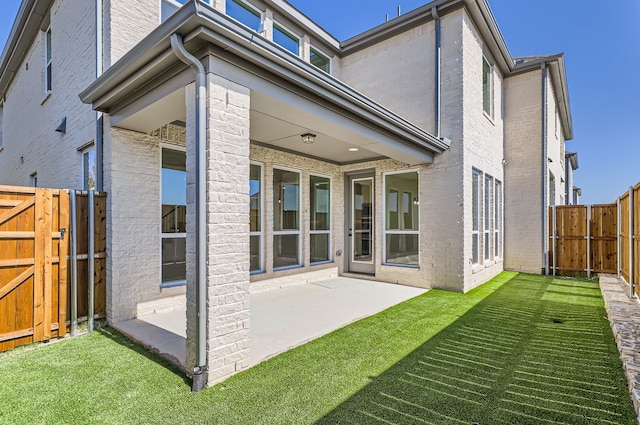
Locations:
95;0;103;191
541;62;548;274
170;34;208;392
431;7;441;138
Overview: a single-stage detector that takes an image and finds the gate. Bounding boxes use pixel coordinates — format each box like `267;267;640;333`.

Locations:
0;185;106;351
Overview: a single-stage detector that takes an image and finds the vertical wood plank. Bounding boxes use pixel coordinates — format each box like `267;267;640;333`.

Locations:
42;190;53;340
33;189;45;341
58;190;69;335
14;192;35;348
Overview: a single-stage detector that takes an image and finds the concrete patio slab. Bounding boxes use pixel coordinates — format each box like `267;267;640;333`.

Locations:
114;277;426;371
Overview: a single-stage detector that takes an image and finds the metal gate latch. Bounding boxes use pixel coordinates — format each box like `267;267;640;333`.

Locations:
59;228;66;240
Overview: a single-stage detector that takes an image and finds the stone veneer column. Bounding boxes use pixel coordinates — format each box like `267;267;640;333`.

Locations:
185;73;251;386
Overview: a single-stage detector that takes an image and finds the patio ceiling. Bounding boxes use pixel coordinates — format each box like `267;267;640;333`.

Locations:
115;85;422;165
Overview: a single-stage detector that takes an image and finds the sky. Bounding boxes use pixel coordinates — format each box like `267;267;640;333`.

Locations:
0;0;639;204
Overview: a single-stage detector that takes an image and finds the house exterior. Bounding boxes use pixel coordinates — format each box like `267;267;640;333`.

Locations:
565;151;579;205
0;0;575;386
503;55;575;274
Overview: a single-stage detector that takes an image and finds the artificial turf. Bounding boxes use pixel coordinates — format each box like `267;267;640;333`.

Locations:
0;272;635;424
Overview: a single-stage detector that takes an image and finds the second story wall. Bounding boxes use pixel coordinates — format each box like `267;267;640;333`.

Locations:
339;20;437;133
105;0;160;67
0;0;97;189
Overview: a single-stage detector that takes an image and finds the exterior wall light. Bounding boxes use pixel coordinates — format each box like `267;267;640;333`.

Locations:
301;133;316;144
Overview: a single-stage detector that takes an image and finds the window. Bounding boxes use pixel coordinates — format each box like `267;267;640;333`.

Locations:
494;180;502;259
273;23;299;55
484;174;493;261
310;174;331;264
226;0;261;32
30;172;38;188
161;0;187;23
273;168;300;269
45;27;52;92
384;171;419;266
161;147;187;286
310;47;330;73
472;169;481;265
482;56;492;116
249;163;263;273
82;146;96;191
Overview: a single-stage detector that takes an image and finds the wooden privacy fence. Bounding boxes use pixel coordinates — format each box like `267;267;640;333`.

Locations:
0;185;106;352
549;181;640;299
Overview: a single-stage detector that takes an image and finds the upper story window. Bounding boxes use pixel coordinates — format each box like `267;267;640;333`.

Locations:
45;27;52;92
482;55;492;117
161;0;187;23
226;0;262;32
310;47;330;73
83;146;96;191
273;23;299;56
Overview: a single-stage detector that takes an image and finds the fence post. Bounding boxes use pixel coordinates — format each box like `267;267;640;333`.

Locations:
586;205;591;279
88;191;95;332
630;187;635;298
617;197;621;279
552;205;557;276
70;190;78;336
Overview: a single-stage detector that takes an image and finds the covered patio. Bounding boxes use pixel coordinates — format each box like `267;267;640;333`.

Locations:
114;277;426;368
79;1;447;387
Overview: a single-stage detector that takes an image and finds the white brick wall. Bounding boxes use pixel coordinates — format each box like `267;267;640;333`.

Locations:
104;0;159;68
184;75;252;386
503;70;544;273
460;11;504;291
0;0;96;189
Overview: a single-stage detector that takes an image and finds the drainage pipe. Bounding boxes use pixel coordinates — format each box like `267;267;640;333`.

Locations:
88;190;95;332
617;197;621;279
95;0;104;191
541;62;549;275
70;190;78;336
431;7;441;138
170;34;208;392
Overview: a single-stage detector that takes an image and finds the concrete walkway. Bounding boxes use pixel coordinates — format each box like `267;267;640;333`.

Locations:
115;277;426;371
599;274;640;424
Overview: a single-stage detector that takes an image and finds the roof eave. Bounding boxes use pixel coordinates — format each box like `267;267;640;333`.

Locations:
80;2;449;156
0;0;53;100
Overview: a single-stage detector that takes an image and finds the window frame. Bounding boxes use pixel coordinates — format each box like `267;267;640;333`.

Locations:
273;21;300;56
382;169;420;268
160;143;187;288
482;55;493;117
44;27;52;93
250;161;264;274
484;173;493;262
82;144;96;191
309;172;332;265
273;165;302;270
225;0;263;32
494;179;502;259
472;169;481;265
309;45;331;74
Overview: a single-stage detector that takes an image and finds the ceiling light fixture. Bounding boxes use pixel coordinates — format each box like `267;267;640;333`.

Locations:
301;133;316;144
348;148;359;152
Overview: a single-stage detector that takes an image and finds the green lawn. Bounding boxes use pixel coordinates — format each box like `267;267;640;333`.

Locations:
0;272;636;424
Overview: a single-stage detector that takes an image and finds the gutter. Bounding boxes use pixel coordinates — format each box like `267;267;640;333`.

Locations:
170;33;208;393
541;62;549;275
431;7;441;138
